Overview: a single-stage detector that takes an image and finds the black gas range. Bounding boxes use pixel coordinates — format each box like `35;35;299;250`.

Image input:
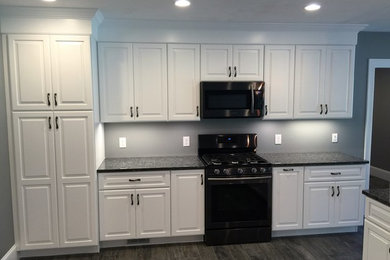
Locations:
199;134;272;245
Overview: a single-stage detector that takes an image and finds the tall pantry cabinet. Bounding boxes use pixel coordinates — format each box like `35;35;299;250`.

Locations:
5;34;97;251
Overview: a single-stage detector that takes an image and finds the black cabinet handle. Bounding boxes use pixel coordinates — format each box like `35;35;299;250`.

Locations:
331;172;341;176
325;104;328;115
201;174;203;185
131;194;134;205
196;106;199;117
283;168;294;172
265;105;268;116
47;93;51;106
320;104;323;115
48;117;52;129
331;186;335;197
136;107;139;117
128;178;141;182
55;116;59;129
337;186;340;197
130;107;134;118
137;194;140;205
54;93;58;106
228;66;232;77
234;66;237;77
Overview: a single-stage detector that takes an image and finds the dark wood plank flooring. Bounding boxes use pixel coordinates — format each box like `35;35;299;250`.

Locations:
25;230;363;260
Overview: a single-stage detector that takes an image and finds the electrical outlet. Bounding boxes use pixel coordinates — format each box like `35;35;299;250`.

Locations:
332;133;338;143
119;137;127;148
183;136;190;147
275;134;282;145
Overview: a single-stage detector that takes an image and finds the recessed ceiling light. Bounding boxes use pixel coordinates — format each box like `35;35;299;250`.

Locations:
42;0;56;2
305;3;321;11
175;0;191;7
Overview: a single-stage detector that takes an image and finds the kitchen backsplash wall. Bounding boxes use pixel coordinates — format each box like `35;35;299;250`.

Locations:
104;119;363;158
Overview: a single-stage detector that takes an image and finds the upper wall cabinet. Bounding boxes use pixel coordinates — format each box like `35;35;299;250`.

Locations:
8;35;93;111
168;44;200;121
264;45;295;120
201;45;264;81
294;45;355;119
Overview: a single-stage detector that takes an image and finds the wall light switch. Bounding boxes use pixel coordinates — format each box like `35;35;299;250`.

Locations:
275;134;282;145
119;137;127;148
332;133;338;143
183;136;190;147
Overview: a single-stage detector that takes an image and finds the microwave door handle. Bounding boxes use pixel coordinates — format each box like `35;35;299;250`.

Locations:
251;87;255;114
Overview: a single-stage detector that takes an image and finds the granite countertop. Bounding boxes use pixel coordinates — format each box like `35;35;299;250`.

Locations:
363;176;390;207
259;152;369;167
98;156;205;173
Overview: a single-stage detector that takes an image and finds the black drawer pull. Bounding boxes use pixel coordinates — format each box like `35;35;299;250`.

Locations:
330;172;341;175
283;169;294;172
129;178;141;182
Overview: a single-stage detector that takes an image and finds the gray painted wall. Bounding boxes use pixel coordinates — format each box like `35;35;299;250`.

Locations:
0;39;15;256
104;32;390;161
371;68;390;171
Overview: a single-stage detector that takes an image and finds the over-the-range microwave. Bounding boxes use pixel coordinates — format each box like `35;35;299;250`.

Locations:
200;81;265;119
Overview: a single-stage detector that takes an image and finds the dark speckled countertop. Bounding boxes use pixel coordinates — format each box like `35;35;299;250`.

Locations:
259;152;368;167
363;176;390;207
98;156;205;173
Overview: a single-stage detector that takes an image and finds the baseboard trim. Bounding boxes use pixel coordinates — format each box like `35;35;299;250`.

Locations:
1;245;17;260
272;226;359;237
18;246;99;258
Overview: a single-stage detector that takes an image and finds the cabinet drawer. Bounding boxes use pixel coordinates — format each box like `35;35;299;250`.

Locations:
366;197;390;231
304;165;365;182
99;171;170;190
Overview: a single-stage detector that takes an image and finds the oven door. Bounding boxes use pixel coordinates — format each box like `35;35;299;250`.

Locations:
200;81;265;118
205;176;272;230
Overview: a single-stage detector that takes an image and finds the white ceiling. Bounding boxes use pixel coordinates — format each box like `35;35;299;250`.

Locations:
1;0;390;31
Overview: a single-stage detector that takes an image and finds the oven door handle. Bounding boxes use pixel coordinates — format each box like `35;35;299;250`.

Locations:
208;176;271;181
251;87;255;114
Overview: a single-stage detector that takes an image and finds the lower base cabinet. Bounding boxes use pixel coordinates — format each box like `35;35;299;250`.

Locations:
363;219;390;260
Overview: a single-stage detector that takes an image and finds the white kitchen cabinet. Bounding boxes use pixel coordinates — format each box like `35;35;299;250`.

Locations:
294;45;355;119
8;35;92;111
168;44;200;121
171;170;204;236
133;43;168;121
99;190;136;241
136;188;171;238
12;112;59;250
272;167;303;231
363;219;390;260
98;43;134;122
201;44;264;81
12;111;97;249
304;180;364;229
264;45;295;119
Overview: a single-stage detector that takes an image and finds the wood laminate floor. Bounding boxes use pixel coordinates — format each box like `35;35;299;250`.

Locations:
25;230;363;260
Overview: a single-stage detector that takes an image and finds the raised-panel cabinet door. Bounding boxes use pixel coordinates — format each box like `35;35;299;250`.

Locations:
168;44;200;121
233;45;264;80
363;220;390;260
294;46;327;119
133;44;168;121
57;181;97;247
99;190;136;241
303;182;334;229
8;35;52;110
50;36;93;110
264;45;295;119
201;44;232;81
136;188;170;238
334;180;364;227
324;46;355;118
272;167;303;231
171;170;204;236
12;112;59;249
98;43;134;122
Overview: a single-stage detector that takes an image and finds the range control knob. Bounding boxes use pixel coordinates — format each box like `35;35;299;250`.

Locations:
251;168;258;174
237;168;244;174
213;169;220;175
223;169;230;175
259;168;266;174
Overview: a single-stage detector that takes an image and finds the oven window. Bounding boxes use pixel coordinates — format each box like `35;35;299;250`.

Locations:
209;182;270;223
206;91;250;109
